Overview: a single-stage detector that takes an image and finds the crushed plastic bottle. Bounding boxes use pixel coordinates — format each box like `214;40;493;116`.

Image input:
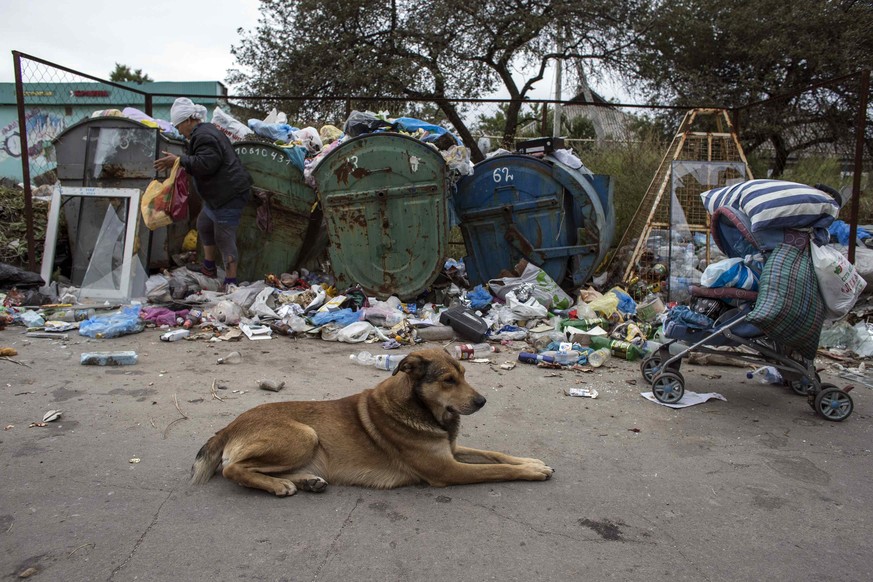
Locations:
746;366;783;385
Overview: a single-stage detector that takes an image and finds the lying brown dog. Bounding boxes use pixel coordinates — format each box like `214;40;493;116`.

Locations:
191;348;553;495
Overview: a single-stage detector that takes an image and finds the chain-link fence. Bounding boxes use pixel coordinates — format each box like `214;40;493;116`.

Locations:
9;50;871;276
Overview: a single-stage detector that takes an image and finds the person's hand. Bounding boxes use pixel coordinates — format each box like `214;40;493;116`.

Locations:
154;151;179;172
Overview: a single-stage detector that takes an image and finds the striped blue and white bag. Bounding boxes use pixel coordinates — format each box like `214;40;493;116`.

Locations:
700;179;839;232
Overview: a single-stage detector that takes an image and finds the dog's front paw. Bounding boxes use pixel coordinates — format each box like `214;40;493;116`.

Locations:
272;479;298;497
524;463;554;481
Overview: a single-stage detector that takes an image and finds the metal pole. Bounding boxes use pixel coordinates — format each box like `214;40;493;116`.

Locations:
145;94;153;117
552;35;563;138
848;68;870;264
13;51;36;271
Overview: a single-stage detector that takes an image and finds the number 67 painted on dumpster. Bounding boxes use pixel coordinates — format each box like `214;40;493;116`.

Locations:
492;167;513;183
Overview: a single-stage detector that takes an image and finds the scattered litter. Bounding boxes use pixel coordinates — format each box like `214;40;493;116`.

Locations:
241;322;272;340
628;428;641;433
566;388;598;398
640;391;727;409
4;425;13;430
129;458;141;464
160;329;190;342
28;422;48;428
42;410;62;422
25;331;69;339
43;321;77;332
0;347;17;357
217;351;242;365
80;351;138;366
499;361;516;370
17;567;39;578
470;358;492;363
259;379;285;392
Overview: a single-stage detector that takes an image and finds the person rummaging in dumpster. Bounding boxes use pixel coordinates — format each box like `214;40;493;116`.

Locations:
154;97;253;289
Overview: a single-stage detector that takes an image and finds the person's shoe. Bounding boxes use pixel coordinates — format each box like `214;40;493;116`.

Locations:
187;262;218;278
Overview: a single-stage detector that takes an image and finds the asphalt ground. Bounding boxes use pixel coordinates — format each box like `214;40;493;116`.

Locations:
1;328;871;581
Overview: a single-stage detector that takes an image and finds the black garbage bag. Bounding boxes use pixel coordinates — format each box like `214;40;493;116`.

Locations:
0;262;44;289
343;110;393;138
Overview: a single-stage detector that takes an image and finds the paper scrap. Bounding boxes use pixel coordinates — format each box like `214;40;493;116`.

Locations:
640;391;726;409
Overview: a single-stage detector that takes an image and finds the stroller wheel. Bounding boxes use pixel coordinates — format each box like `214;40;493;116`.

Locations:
789;380;810;396
814;385;853;422
651;371;685;405
640;355;663;384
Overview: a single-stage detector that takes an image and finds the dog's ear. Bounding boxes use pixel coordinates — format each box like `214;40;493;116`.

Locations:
392;353;427;379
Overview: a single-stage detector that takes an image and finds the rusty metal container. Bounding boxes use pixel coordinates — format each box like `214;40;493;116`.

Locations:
232;142;322;282
311;133;450;299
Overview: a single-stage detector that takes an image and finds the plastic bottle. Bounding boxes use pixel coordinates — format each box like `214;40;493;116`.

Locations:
589;336;644;361
517;352;556;365
452;343;495;360
217;351;242;365
183;308;203;329
80;351;138;366
746;366;783;385
350;351;403;371
587;348;611;368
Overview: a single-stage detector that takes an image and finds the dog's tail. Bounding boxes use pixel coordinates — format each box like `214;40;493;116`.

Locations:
190;434;227;485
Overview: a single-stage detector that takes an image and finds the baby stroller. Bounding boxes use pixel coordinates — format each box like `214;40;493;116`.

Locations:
640;201;854;422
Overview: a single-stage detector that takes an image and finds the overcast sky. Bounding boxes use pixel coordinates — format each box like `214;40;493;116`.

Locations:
0;0;262;85
1;0;625;103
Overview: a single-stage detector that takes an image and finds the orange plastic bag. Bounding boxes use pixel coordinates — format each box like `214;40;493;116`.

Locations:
141;158;182;230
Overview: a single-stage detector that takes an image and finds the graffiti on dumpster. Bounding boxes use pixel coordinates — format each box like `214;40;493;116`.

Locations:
0;110;67;168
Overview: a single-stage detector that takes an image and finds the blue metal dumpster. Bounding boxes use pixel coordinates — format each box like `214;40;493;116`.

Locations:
454;153;613;287
311;133;450;299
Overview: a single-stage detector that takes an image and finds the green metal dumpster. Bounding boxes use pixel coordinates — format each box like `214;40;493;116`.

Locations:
311;133;450;299
233;142;323;282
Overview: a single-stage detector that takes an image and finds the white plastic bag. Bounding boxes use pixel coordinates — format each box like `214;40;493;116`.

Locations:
505;290;548;319
212;106;253;142
250;287;279;319
337;321;377;343
487;263;572;310
811;243;866;319
212;300;242;325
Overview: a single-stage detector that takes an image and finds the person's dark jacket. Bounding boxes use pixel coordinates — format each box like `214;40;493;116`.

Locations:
180;123;253;209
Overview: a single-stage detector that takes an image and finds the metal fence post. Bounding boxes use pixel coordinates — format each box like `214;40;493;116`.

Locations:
848;68;870;264
12;51;37;271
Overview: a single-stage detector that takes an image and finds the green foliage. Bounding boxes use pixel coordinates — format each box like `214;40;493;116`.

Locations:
230;0;654;159
630;0;873;175
578;135;666;239
109;63;153;83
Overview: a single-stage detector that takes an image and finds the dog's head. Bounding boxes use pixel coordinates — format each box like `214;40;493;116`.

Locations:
393;348;486;425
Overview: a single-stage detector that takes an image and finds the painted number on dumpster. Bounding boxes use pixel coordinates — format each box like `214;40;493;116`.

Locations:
492;167;513;183
236;146;291;165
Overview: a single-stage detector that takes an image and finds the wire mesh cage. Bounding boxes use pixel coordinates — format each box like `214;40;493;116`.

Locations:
605;109;754;302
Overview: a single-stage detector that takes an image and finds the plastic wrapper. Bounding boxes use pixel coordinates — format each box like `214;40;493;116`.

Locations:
211;300;242;325
488;263;572;310
79;306;144;339
810;243;866;319
310;308;360;327
505;290;548;319
212;106;253;142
